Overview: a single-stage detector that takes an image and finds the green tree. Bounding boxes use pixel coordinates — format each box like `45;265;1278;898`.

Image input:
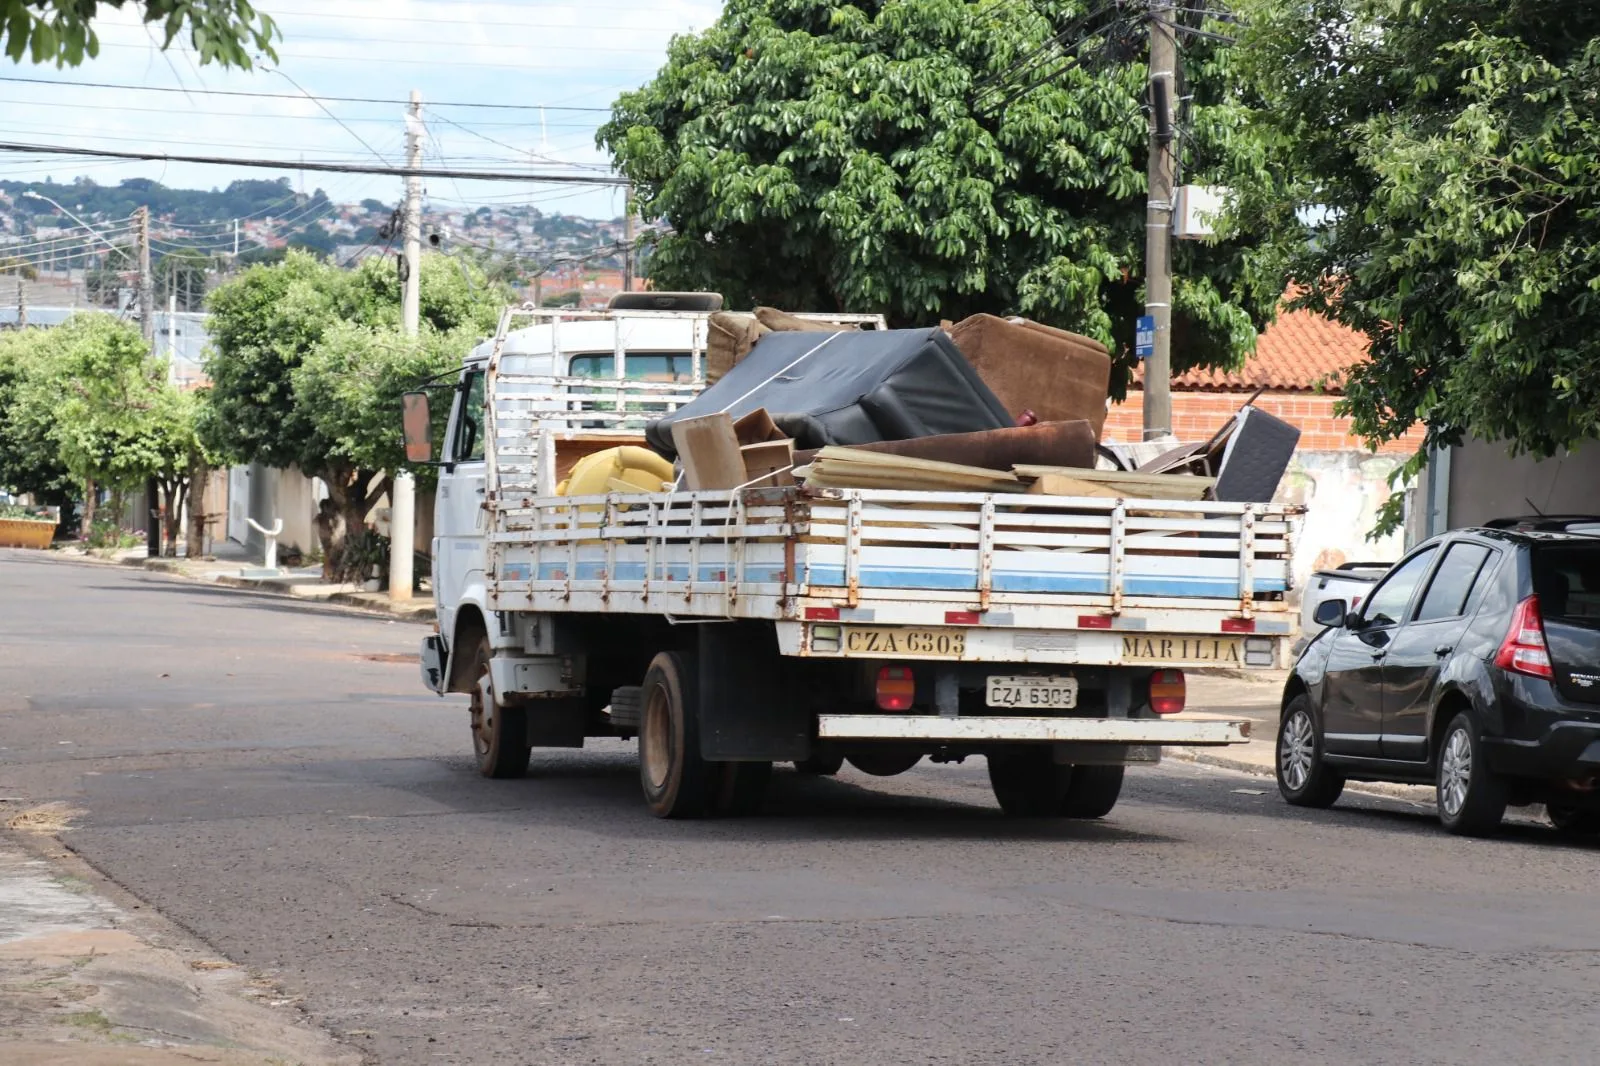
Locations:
0;327;75;528
202;249;502;552
599;0;1267;388
2;1;278;68
5;315;193;538
1232;0;1600;530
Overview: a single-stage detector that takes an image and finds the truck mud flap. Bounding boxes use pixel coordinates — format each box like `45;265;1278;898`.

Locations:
698;623;812;762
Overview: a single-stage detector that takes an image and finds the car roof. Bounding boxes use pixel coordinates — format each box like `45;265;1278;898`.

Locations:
1457;526;1600;547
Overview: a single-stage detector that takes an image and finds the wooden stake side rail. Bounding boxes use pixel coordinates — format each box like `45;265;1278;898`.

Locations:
485;487;1300;626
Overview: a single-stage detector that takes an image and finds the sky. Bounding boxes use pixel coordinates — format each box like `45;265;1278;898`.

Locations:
0;0;724;221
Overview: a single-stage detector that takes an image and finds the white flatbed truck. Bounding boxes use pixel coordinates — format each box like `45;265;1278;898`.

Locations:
408;296;1297;818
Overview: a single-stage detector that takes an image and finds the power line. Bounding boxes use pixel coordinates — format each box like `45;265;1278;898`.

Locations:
0;75;613;112
85;40;660;72
0;96;605;130
0;141;629;185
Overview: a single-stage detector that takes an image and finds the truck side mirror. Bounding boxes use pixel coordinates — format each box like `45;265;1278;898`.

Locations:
402;391;433;464
1312;598;1347;628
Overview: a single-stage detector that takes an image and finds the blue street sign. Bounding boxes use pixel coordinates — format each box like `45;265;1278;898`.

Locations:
1135;315;1155;360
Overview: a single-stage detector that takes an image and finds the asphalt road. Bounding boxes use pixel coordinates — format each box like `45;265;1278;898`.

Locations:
4;550;1600;1066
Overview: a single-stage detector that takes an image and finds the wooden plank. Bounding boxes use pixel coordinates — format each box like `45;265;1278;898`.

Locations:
671;412;746;490
804;446;1026;493
1015;465;1215;501
1026;473;1124;499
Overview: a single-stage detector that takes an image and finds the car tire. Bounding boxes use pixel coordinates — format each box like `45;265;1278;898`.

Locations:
638;651;713;819
1436;712;1507;836
1546;804;1600;836
468;635;531;779
987;747;1073;816
1059;765;1124;819
1275;695;1344;808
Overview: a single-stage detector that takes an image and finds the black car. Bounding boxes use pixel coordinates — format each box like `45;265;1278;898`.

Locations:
1277;524;1600;835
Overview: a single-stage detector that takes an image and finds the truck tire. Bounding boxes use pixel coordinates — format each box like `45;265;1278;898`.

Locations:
468;635;531;779
1060;765;1124;819
638;651;713;819
713;761;772;817
987;748;1072;816
794;752;845;776
846;751;923;777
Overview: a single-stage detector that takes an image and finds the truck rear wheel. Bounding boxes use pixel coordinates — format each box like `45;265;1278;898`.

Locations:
1060;765;1124;819
987;748;1072;816
469;635;531;779
638;651;712;819
713;761;772;817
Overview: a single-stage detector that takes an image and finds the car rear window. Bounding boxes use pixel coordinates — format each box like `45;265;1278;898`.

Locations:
1415;542;1494;621
1535;546;1600;622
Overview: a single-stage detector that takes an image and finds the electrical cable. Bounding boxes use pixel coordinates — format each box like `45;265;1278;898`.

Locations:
0;75;613;111
0;141;629;184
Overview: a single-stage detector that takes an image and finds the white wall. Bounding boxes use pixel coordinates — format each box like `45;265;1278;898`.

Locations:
1278;451;1410;600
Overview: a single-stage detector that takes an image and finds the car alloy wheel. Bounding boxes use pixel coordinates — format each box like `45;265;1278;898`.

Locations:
1439;727;1473;820
1280;708;1315;792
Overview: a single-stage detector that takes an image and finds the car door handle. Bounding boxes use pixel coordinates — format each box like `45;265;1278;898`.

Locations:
1434;645;1453;656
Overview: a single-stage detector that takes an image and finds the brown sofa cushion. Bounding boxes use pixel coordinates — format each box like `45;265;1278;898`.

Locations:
946;314;1112;438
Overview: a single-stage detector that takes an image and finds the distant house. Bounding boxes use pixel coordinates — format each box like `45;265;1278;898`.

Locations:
1104;307;1425;585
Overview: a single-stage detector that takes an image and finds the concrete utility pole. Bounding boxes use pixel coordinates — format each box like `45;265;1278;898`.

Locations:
16;273;25;328
1142;0;1177;441
233;218;240;259
621;186;635;294
390;89;423;603
135;205;153;344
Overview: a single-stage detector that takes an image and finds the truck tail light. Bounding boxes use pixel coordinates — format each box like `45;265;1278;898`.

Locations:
1150;670;1186;714
875;666;915;711
1495;595;1554;680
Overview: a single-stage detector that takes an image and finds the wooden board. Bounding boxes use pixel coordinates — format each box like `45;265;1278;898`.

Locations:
1013;465;1215;501
803;447;1026;493
671;413;746;490
1026;474;1124;499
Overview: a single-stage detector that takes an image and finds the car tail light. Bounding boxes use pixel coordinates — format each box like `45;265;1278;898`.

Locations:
875;666;916;711
1150;669;1186;714
1495;595;1554;680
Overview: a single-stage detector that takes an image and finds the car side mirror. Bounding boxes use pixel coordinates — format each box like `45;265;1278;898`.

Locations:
402;392;433;464
1312;598;1347;627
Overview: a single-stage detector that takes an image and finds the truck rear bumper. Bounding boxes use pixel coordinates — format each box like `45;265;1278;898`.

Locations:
816;715;1250;745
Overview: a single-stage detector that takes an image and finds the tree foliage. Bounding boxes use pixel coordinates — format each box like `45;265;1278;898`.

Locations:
1;0;277;68
1233;0;1600;528
600;0;1269;388
203;250;503;541
0;315;200;542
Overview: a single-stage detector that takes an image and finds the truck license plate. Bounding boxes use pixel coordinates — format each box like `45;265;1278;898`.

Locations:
842;626;966;658
986;676;1079;709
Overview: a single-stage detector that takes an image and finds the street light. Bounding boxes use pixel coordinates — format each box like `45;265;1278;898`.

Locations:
20;190;128;259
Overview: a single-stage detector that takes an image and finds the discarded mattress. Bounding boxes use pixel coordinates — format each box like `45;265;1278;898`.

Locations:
645;327;1013;457
945;314;1112;438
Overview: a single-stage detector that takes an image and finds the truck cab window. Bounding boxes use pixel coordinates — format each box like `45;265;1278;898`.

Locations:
454;371;486;463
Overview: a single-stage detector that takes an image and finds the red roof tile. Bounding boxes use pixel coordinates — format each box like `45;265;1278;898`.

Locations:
1135;306;1371;394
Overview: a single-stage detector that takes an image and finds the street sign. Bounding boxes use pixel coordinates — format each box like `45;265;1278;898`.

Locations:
1135;315;1155;360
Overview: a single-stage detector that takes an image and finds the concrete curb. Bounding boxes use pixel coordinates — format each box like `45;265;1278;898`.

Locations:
116;554;437;623
1168;745;1436;806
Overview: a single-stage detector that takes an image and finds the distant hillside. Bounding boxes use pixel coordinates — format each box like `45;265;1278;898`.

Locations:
0;176;631;277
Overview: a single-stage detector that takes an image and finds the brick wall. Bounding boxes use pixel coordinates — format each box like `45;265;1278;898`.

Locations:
1102;389;1423;454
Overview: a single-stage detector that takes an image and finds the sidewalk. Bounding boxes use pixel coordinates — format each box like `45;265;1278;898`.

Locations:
1170;669;1287;777
53;541;436;623
0;827;357;1066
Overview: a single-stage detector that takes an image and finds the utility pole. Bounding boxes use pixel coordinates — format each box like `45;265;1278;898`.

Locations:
135;205;153;344
233;218;240;259
621;186;634;294
16;273;25;328
1142;0;1177;441
390;89;423;603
